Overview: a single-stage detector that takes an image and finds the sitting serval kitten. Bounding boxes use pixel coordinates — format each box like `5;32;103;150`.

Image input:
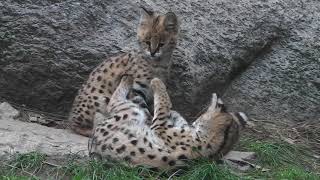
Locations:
69;7;179;137
88;76;252;169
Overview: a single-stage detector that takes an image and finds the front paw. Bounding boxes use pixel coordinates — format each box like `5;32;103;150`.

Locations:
150;78;166;91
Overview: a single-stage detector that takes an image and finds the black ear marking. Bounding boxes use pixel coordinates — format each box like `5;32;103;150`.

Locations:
214;93;227;112
164;12;178;32
235;112;247;127
220;103;227;113
140;6;154;16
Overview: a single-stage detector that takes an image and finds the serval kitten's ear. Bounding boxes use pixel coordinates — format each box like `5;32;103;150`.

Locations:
207;93;219;112
139;6;154;24
164;12;178;33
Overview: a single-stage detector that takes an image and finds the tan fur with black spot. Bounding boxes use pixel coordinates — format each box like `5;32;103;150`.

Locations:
68;7;179;137
89;76;252;169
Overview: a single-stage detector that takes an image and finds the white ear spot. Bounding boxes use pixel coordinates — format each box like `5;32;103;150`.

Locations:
211;93;218;105
238;112;248;121
217;98;223;105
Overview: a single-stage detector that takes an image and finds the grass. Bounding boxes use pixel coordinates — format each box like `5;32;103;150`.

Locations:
0;135;319;179
178;160;239;180
237;137;319;179
240;138;311;167
0;157;240;180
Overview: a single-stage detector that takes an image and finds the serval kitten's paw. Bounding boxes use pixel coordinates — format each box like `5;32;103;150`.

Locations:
150;78;166;92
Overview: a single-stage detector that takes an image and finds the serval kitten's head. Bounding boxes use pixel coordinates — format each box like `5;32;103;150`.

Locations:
137;7;179;60
193;94;254;158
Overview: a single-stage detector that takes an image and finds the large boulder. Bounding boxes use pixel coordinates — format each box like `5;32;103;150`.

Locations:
0;0;319;122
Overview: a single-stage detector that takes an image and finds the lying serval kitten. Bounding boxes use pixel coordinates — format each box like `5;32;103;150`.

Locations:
89;76;252;169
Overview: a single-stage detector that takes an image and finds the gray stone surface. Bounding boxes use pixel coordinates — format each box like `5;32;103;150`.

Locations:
0;102;20;119
0;0;319;122
0;103;88;157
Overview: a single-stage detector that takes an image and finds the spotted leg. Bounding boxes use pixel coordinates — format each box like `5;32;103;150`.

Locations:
149;78;172;130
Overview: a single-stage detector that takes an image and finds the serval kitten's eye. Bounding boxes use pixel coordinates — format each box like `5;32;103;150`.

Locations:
159;43;164;47
145;41;151;46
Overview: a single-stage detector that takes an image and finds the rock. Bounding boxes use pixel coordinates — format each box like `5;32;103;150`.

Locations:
0;0;319;122
0;102;20;119
224;151;256;161
223;151;260;171
0;111;88;157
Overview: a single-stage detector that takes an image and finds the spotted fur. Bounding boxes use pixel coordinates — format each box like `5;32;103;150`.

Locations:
89;76;252;169
68;7;179;137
